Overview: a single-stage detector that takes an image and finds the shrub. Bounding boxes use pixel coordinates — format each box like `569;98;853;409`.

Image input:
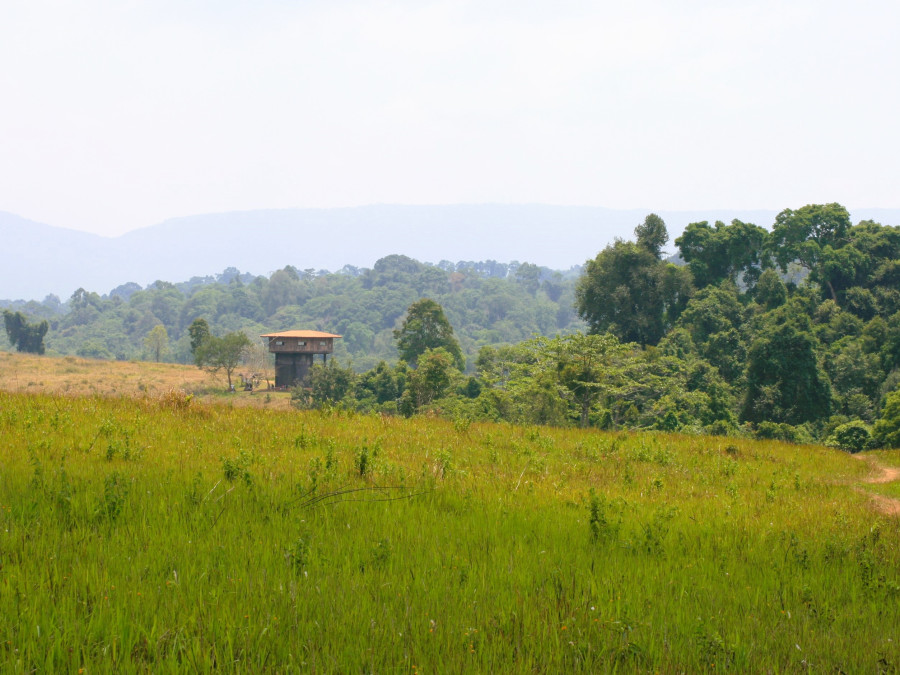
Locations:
158;388;193;411
704;420;738;437
754;421;800;442
827;420;872;453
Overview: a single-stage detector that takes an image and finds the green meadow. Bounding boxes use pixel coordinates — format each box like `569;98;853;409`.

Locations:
2;389;899;673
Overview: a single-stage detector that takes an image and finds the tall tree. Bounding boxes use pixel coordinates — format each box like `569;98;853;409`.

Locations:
194;332;252;390
741;318;831;425
402;347;456;412
304;360;357;407
188;318;211;364
635;213;669;257
143;324;169;362
394;298;464;370
2;310;49;354
549;333;628;428
753;269;788;310
576;216;692;345
675;284;747;380
874;390;900;449
675;219;769;289
475;342;568;426
769;203;852;300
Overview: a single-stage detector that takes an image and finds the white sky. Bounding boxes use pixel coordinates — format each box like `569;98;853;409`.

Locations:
1;0;898;237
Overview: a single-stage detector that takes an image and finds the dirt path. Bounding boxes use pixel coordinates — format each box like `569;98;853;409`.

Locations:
853;454;900;516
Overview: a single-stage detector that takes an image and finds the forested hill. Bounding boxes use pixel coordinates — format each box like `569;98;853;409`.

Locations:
0;256;584;370
8;204;884;301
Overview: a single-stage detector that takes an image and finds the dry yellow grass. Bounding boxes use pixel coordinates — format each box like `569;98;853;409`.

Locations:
0;351;294;409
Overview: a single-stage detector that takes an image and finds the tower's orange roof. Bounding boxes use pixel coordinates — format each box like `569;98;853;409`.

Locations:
260;330;342;339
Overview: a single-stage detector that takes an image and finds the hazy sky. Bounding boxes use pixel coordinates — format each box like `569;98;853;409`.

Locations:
2;0;898;237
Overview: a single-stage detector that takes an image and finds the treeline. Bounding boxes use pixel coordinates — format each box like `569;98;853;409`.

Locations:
0;257;583;370
4;202;900;447
292;204;900;449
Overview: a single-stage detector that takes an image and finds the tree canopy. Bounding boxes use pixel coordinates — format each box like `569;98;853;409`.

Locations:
143;324;169;362
3;310;48;354
188;318;211;361
393;298;464;370
576;216;692;345
194;331;252;389
675;219;769;289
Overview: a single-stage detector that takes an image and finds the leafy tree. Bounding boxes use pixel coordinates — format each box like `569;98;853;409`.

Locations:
576;240;661;343
882;311;900;373
827;420;872;453
143;324;169;362
675;219;769;289
194;332;252;390
474;343;567;425
576;216;692;345
147;281;183;328
814;219;900;309
109;281;142;302
549;333;628;428
825;340;882;419
474;335;633;428
2;310;49;354
873;390;900;448
343;321;375;353
394;299;464;370
514;262;542;295
675;285;746;380
754;421;806;443
741;319;831;425
812;300;863;348
261;267;305;315
401;347;457;414
356;361;405;406
294;359;357;408
753;269;787;310
363;255;427;289
769;203;852;300
188;318;211;364
635;213;669;257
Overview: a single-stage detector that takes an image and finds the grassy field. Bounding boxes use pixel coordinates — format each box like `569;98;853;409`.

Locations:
0;351;294;410
2;356;900;671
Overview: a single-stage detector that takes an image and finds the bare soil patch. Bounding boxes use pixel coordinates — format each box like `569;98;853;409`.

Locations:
854;453;900;516
865;492;900;517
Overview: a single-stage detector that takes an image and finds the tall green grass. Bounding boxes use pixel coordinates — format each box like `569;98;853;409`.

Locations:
1;390;898;672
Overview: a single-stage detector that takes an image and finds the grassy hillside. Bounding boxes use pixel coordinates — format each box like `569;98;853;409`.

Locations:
2;369;899;671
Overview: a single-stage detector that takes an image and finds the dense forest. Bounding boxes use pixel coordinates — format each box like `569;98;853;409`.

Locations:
0;256;584;369
4;202;900;448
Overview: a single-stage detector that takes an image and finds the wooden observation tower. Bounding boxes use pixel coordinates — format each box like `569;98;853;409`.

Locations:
261;330;342;388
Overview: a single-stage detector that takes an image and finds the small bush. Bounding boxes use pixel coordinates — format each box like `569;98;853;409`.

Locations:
827;420;872;453
221;451;253;485
755;421;799;443
158;388;193;411
704;420;738;437
355;444;373;477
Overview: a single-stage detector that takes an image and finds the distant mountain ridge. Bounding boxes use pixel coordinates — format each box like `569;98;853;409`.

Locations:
3;204;899;302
